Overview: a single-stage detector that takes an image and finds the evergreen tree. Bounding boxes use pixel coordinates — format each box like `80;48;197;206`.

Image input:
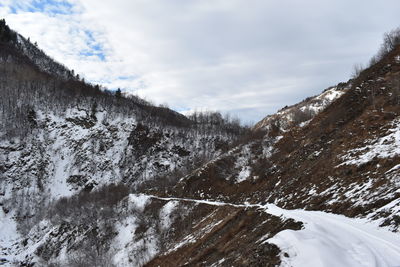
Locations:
0;19;16;43
115;88;122;98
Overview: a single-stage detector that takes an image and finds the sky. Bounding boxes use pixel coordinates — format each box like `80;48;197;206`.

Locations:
1;0;400;124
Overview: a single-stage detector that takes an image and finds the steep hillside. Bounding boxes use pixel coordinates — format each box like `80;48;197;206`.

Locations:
254;83;349;132
144;43;400;267
0;19;74;80
1;20;400;266
0;21;246;266
170;46;400;227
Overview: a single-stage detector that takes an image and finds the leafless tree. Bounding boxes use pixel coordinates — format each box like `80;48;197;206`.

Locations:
352;63;364;79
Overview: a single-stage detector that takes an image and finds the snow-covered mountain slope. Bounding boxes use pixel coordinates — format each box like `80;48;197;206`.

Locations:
0;102;238;245
254;83;349;132
0;192;298;266
0;106;232;197
0;20;252;266
0;107;242;266
0;22;73;81
14;34;75;80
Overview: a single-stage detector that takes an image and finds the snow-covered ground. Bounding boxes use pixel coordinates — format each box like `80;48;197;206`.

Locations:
265;204;400;267
254;85;348;131
0;210;19;262
133;195;400;267
339;119;400;166
3;191;399;266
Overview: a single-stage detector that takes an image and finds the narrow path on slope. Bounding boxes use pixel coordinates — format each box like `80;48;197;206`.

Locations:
136;194;400;267
143;194;261;208
265;204;400;267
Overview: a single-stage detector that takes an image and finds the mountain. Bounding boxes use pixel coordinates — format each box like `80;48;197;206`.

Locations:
253;84;349;132
1;20;400;266
0;20;245;265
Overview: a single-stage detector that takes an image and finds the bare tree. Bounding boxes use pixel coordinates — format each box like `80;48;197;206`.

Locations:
370;27;400;64
352;63;364;79
382;27;400;53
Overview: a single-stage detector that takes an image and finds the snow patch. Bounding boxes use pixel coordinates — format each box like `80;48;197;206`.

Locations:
113;216;159;266
236;166;251;183
0;210;19;262
129;194;151;212
339;120;400;166
317;87;345;102
159;201;178;230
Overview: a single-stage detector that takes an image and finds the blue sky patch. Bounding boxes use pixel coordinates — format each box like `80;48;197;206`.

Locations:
78;30;106;61
118;75;138;81
3;0;74;15
28;0;74;15
174;107;190;113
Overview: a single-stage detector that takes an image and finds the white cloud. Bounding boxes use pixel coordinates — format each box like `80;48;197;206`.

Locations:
1;0;400;123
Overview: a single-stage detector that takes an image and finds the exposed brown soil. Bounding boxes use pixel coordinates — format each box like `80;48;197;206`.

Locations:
167;46;400;223
146;203;302;267
143;47;400;266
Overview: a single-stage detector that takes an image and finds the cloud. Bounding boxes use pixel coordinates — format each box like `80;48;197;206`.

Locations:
1;0;400;123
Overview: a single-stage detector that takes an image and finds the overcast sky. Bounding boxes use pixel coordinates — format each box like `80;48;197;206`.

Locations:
1;0;400;124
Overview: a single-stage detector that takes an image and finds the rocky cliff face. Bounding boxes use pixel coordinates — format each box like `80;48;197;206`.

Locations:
0;107;233;199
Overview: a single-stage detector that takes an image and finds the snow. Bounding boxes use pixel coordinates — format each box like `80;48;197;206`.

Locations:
210;258;226;267
129;194;151;212
170;233;198;251
299;120;311;128
317;87;345;102
0;215;54;265
371;198;400;217
113;215;159;267
159;201;178;230
265;204;400;267
233;144;253;183
302;87;345;115
386;164;400;174
48;144;73;198
142;194;246;208
339;120;400;166
1;102;239;265
113;216;138;266
308;188;317;195
0;210;19;262
236;166;251;183
170;219;225;252
127;195;400;267
255;86;347;131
